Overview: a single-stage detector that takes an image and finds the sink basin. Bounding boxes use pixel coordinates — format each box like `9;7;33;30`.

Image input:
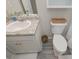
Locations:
6;20;31;32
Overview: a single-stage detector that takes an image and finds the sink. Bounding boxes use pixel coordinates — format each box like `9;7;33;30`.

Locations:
6;20;31;32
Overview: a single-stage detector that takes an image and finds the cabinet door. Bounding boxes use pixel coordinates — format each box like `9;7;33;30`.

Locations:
6;36;35;53
7;41;20;53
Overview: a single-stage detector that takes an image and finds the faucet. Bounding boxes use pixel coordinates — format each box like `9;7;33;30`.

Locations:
17;17;25;22
17;14;28;22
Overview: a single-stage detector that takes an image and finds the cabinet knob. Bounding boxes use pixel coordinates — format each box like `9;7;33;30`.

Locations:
16;43;22;45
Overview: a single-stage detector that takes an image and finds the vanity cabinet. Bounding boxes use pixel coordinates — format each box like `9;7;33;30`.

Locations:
47;0;72;8
6;24;42;53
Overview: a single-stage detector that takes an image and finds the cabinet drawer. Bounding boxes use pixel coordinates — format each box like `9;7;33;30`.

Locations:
7;40;38;53
6;36;34;42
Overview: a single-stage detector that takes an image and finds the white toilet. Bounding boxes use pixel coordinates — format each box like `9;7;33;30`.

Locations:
53;34;67;56
50;18;67;56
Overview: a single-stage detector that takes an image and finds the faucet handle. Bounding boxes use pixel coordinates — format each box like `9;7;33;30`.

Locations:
17;15;26;21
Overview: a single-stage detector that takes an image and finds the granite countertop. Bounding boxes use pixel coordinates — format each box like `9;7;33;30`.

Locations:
6;19;40;36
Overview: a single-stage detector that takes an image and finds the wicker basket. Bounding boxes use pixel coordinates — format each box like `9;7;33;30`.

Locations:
41;35;48;43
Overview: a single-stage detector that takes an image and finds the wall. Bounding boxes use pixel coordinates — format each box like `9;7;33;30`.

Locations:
6;0;23;16
30;0;38;14
36;0;72;37
22;0;33;13
6;0;32;16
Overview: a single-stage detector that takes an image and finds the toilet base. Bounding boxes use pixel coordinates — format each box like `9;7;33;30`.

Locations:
53;46;64;56
53;48;60;56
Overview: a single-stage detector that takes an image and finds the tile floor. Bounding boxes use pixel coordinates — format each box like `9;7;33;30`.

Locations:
37;39;71;59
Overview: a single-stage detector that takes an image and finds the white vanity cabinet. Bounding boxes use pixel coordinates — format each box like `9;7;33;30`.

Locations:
6;24;42;53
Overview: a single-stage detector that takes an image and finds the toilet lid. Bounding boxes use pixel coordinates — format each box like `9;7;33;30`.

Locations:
53;34;67;52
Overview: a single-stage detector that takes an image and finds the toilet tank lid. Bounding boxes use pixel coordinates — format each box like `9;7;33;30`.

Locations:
53;34;67;52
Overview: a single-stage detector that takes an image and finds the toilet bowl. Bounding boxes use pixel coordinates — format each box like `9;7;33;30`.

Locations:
53;34;67;56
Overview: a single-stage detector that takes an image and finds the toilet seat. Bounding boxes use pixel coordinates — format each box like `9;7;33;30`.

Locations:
53;34;67;52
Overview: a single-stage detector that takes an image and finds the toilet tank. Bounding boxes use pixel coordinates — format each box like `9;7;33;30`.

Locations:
50;18;67;34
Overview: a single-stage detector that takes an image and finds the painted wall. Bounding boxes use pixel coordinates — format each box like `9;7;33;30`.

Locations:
22;0;33;13
6;0;23;15
36;0;72;37
6;0;32;16
30;0;38;14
